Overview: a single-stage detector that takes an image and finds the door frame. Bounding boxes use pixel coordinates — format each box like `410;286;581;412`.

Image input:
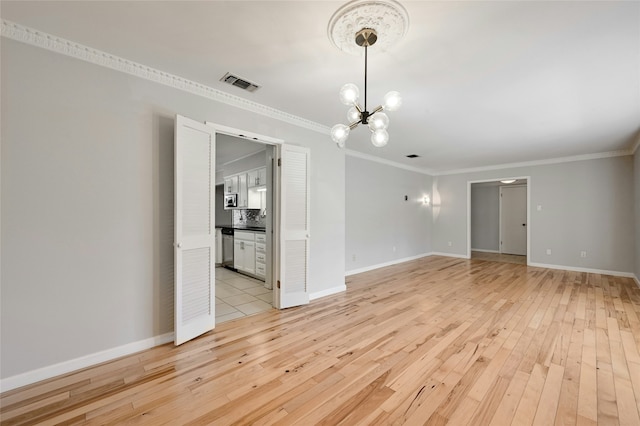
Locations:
466;176;531;264
205;121;283;308
499;184;527;255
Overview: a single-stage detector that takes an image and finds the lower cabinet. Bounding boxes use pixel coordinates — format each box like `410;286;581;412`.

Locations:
255;233;266;279
234;231;256;275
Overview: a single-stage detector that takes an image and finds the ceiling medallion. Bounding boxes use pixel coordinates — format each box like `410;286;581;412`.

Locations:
328;0;410;55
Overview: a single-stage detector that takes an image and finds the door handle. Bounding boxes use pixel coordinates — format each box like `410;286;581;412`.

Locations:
175;242;182;248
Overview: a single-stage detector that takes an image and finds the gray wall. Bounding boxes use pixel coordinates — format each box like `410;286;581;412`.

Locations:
470;185;500;251
345;155;432;272
635;149;640;281
432;156;635;272
214;185;232;227
1;39;345;378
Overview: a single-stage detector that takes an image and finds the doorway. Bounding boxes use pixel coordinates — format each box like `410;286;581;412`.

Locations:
467;177;530;265
174;116;312;346
214;134;274;323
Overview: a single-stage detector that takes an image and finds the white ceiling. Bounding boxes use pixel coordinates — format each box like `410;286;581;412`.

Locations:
216;134;265;170
3;1;639;172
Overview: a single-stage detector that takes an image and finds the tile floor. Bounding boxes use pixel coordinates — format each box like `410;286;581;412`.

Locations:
215;266;273;323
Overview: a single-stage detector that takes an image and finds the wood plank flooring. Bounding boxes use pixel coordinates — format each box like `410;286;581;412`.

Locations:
2;256;640;425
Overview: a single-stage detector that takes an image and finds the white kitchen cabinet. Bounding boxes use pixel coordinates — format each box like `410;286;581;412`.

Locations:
247;167;267;188
234;231;255;274
255;233;266;279
237;173;248;208
224;176;238;194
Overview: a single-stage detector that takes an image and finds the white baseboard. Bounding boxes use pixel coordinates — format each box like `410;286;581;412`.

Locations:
429;252;470;259
471;248;500;253
527;262;636;279
345;253;432;276
309;285;347;300
0;332;174;393
633;274;640;289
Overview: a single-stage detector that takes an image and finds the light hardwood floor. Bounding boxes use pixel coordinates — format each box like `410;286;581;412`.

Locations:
2;256;639;425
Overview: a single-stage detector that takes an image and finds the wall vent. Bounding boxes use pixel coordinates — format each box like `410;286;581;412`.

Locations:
406;154;420;158
220;72;260;92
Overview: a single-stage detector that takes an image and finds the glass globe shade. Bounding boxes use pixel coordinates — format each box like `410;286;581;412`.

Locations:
383;91;402;111
367;112;389;131
331;123;350;146
347;106;361;123
371;129;389;147
339;83;359;106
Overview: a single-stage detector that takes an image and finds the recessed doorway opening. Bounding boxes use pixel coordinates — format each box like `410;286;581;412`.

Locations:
467;177;530;265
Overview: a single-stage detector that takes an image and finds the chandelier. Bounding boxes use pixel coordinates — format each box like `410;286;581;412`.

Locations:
328;0;409;148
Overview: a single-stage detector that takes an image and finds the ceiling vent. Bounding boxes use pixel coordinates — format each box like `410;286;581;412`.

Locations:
220;72;260;92
406;154;420;158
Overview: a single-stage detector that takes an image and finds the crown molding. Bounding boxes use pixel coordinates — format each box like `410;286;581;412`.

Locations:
344;149;433;175
433;149;633;176
1;19;331;136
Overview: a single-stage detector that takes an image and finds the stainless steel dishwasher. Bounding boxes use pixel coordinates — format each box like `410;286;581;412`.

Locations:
221;228;235;270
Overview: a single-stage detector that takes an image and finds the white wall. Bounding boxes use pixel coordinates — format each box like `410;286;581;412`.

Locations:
345;155;432;273
470;185;500;251
432;156;635;273
1;39;345;380
634;149;640;281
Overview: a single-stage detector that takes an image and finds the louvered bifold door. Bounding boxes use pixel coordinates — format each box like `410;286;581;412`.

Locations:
279;145;310;308
174;115;216;345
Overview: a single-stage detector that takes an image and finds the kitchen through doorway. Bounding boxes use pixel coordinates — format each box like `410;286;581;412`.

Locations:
214;134;275;323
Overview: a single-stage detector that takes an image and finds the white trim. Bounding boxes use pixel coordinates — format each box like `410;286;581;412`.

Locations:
471;248;500;253
434;150;632;176
220;149;266;168
205;121;284;145
345;253;432;276
345;149;433;175
309;285;347;300
1;20;330;136
633;274;640;289
429;252;470;259
0;332;174;393
528;262;636;279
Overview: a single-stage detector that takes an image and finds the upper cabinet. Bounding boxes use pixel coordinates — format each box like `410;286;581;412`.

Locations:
247;167;267;188
237;173;248;208
225;167;266;210
224;176;238;194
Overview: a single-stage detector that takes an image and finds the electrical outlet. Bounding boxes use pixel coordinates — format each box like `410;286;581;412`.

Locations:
392;246;396;252
352;254;356;261
537;204;542;211
580;251;587;258
546;249;552;255
448;241;452;247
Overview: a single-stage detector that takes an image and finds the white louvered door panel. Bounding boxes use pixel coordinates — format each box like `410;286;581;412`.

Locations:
279;145;310;308
174;115;216;345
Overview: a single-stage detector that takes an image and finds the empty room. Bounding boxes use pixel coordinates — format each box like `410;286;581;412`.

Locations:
1;1;639;424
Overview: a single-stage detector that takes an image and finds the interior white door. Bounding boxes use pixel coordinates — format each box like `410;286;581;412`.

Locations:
500;185;527;256
174;115;216;345
279;144;310;308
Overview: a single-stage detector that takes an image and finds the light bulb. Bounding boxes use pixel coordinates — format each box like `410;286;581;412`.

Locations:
339;83;359;106
383;91;402;111
368;112;389;131
331;123;350;147
347;106;361;123
371;129;389;147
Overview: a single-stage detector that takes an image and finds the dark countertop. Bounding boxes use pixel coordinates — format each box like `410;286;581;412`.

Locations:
216;225;266;232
